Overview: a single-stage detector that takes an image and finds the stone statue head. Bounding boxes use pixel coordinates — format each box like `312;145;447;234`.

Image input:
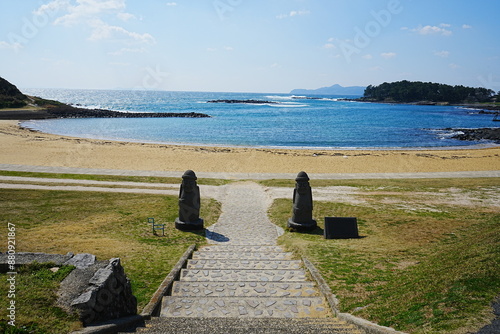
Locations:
295;171;310;195
181;170;197;192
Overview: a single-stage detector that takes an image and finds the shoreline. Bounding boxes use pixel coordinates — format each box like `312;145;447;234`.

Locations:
19;120;500;152
1;120;499;174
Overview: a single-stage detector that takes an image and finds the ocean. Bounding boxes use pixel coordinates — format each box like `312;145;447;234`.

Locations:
20;89;497;149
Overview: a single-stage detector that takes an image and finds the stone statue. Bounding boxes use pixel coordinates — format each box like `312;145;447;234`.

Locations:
288;171;317;231
175;170;204;230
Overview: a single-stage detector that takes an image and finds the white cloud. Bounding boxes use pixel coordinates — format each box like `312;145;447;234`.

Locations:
449;63;460;69
117;12;135;21
290;10;310;17
34;0;155;45
33;0;69;16
323;43;336;49
362;54;373;60
0;41;22;51
109;47;147;56
276;10;310;19
166;2;177;6
370;66;383;71
381;52;397;59
53;0;127;26
88;19;155;44
439;23;451;28
223;46;234;51
462;24;473;29
412;25;452;36
207;47;217;52
434;50;450;58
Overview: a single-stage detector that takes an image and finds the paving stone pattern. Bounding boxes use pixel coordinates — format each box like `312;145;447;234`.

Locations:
137;182;365;333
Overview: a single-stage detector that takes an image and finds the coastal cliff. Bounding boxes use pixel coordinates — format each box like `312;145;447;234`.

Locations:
0;77;210;120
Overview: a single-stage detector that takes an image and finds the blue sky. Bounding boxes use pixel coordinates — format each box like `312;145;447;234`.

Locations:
1;0;499;93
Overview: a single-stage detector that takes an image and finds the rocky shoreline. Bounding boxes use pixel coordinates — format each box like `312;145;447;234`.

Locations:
449;128;500;143
0;104;211;120
47;105;210;119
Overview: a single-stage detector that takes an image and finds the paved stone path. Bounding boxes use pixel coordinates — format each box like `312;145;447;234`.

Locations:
134;182;365;333
2;163;499;180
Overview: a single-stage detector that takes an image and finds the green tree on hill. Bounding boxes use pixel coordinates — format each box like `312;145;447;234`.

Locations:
363;80;495;103
0;76;28;108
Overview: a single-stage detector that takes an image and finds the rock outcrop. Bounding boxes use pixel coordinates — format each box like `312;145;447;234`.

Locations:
0;252;137;326
70;258;137;325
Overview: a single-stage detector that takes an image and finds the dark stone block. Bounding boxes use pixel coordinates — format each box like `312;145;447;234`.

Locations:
324;217;359;239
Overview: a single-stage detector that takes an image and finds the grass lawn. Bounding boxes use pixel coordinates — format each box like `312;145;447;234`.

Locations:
0;176;498;333
0;170;230;186
0;188;221;333
268;178;500;333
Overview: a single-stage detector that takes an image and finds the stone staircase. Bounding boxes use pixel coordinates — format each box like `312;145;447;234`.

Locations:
161;244;329;318
132;244;365;333
130;182;365;333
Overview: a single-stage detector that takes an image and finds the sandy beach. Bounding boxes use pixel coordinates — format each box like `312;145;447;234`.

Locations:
0;120;499;174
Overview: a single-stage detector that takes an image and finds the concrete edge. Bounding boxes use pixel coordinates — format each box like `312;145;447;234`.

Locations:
1;163;499;181
302;256;408;334
140;244;197;318
70;315;145;334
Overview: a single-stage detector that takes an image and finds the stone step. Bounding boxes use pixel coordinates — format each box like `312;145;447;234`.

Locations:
134;317;365;334
160;296;330;318
199;245;285;253
179;268;308;282
187;259;303;270
192;251;293;260
179;269;307;282
172;281;321;297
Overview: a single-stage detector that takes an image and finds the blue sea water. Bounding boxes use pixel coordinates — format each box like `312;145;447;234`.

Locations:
21;89;497;149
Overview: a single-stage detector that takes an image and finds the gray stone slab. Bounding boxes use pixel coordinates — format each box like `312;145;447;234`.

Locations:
141;317;366;334
179;269;307;282
192;252;293;260
199;245;285;253
187;259;302;270
171;281;320;297
161;297;330;318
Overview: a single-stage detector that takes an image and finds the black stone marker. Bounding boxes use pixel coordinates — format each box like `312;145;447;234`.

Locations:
175;170;204;231
288;171;317;232
324;217;359;239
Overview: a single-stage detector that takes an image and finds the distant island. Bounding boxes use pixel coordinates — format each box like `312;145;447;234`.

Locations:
290;84;366;96
360;80;499;106
0;77;210;120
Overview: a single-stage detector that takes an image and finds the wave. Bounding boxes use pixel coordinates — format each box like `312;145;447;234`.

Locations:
265;95;296;100
268;103;308;108
268;95;341;102
426;129;465;140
